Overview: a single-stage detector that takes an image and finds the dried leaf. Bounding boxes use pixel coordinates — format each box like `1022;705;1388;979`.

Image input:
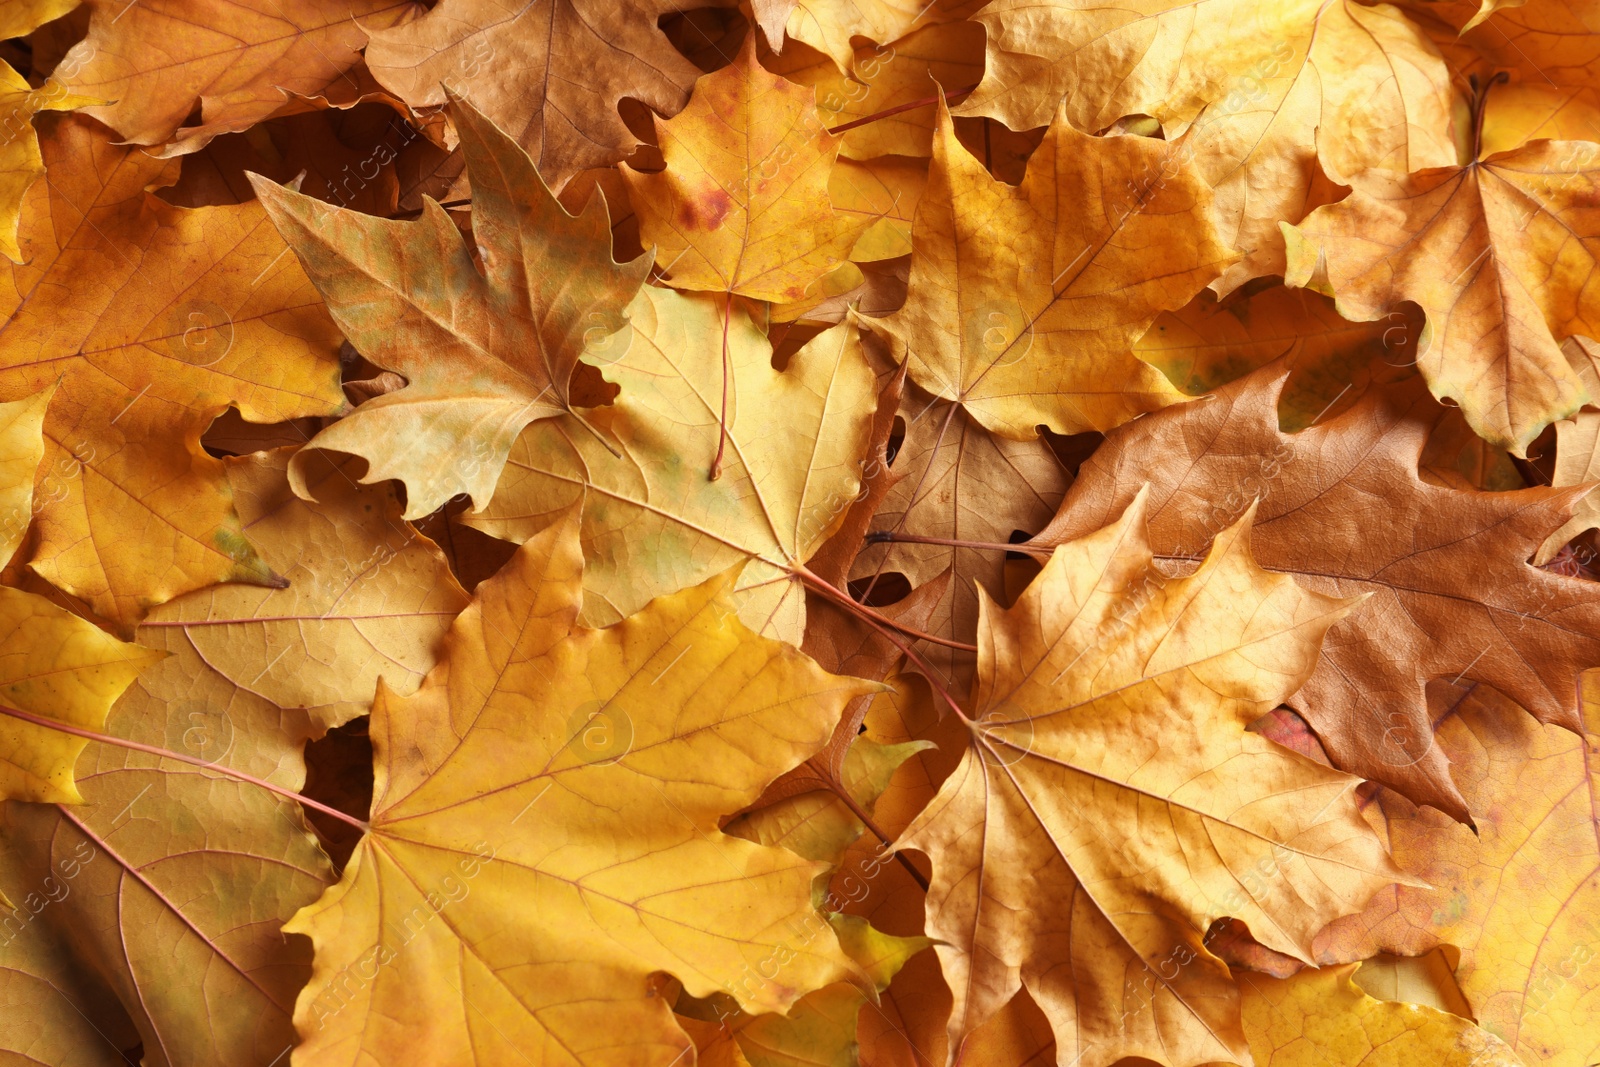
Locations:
900;490;1398;1066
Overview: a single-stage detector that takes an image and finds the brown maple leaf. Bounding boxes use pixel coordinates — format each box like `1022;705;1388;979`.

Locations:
1033;364;1600;819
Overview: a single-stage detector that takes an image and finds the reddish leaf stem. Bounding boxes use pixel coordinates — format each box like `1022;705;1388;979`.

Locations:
0;703;371;833
826;83;980;135
797;567;977;652
829;776;932;891
867;530;1050;557
793;565;973;723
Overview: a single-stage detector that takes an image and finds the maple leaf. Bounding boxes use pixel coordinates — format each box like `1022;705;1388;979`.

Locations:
1313;679;1600;1067
956;0;1458;293
364;0;708;192
252;91;650;520
0;445;467;1063
0;386;162;803
753;0;987;74
765;21;984;161
0;21;99;263
55;0;420;155
870;99;1230;440
852;387;1072;691
1539;342;1600;561
467;285;878;646
1281;127;1600;455
1134;284;1426;430
622;36;871;304
0;113;347;627
898;489;1399;1067
1237;965;1522;1066
284;509;878;1066
1033;364;1600;819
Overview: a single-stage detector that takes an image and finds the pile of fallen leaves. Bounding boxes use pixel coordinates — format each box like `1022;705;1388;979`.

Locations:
3;0;1600;1064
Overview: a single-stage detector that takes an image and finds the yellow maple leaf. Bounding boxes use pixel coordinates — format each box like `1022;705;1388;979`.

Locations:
252;92;650;520
0;387;163;804
55;0;418;154
0;113;347;627
284;510;879;1065
871;100;1230;439
1315;678;1600;1067
467;285;878;646
623;35;871;303
1238;965;1522;1066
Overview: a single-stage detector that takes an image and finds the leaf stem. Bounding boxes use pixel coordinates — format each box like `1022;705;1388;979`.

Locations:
1469;71;1511;161
710;290;733;480
826;83;980;136
867;530;1050;557
829;776;931;891
795;567;977;652
792;565;973;723
0;703;371;833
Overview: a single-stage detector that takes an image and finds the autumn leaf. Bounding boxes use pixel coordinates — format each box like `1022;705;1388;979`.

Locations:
870;99;1229;440
0;113;347;627
1134;284;1425;430
0;444;464;1063
55;0;420;155
467;285;877;646
1282;126;1600;454
1237;964;1522;1066
755;0;987;75
898;489;1399;1066
0;24;99;263
365;0;708;192
1033;364;1600;819
284;508;879;1065
851;386;1072;691
1314;679;1600;1067
765;21;984;161
253;91;650;519
623;36;871;303
0;387;162;803
958;0;1458;291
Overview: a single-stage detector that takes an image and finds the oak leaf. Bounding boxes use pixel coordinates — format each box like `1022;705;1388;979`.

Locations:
1313;679;1600;1067
0;113;347;627
467;285;878;645
365;0;709;192
252;92;650;519
870;99;1229;440
1237;965;1522;1066
1282;135;1600;454
55;0;420;155
1034;365;1600;820
898;490;1399;1067
284;509;877;1066
623;36;871;303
